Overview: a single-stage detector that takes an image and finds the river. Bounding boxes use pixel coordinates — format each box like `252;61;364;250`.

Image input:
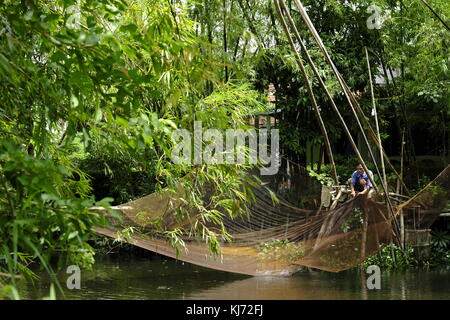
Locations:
16;254;450;300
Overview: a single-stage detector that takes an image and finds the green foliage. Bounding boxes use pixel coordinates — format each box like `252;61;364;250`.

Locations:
341;208;364;233
0;140;109;289
0;284;20;300
258;239;305;262
427;247;450;267
307;165;335;186
0;0;265;293
364;242;450;269
364;243;418;269
307;158;377;186
77;137;158;205
431;229;450;249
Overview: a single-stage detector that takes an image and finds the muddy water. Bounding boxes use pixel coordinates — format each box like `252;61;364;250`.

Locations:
17;254;450;300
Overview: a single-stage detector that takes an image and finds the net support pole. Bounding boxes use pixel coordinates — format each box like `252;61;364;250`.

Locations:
399;129;406;248
365;47;387;190
284;0;378;192
289;0;402;243
276;0;382;196
273;0;338;186
338;74;412;197
286;3;406;197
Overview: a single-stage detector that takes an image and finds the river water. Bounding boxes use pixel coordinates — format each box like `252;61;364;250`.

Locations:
17;254;450;300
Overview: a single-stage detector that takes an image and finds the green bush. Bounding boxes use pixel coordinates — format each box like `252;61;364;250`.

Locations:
0;140;111;291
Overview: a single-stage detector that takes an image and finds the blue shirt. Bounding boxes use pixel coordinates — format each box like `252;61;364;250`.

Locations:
351;170;373;188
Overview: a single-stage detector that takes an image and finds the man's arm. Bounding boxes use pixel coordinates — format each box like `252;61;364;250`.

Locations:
359;185;370;195
360;173;373;195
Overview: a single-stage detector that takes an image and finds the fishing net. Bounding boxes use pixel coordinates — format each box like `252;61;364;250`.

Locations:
396;166;450;229
94;163;450;276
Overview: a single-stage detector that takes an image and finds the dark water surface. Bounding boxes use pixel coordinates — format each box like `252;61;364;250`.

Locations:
17;254;450;300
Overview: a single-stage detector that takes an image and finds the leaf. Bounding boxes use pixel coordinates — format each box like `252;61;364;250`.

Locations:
24;10;34;21
0;53;13;74
41;193;59;201
94;108;103;123
42;284;56;300
69;71;94;92
70;94;79;108
68;231;79;240
108;209;123;221
115;116;128;127
160;119;177;129
120;24;138;33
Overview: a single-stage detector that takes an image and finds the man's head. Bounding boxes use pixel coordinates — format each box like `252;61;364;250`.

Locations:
356;163;364;173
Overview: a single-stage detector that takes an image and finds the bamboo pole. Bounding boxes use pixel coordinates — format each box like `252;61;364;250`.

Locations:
275;2;409;240
272;0;339;185
399;129;406;248
287;0;379;192
420;0;450;32
367;47;405;249
288;0;401;242
338;73;412;197
0;272;22;279
290;1;398;187
290;0;401;191
360;209;369;264
275;0;372;189
365;47;387;189
275;2;405;246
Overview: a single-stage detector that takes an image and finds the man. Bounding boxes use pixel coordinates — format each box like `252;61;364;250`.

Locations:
349;163;374;197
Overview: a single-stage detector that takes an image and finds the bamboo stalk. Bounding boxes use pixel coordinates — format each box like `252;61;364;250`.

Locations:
289;0;401;242
277;0;379;195
330;188;343;210
420;0;450;32
338;73;412;197
399;129;406;248
290;0;388;187
276;0;375;189
366;47;387;189
360;209;369;263
367;47;405;249
273;0;339;185
288;0;379;192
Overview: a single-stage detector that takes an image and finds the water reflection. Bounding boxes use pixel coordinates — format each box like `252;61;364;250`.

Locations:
187;268;450;300
16;255;450;300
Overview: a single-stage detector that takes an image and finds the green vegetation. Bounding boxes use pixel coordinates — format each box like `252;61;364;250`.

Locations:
258;239;305;262
364;243;450;269
318;230;364;270
0;0;267;297
0;0;448;298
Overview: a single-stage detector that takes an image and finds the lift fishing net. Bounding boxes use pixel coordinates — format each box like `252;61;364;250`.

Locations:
94;162;450;276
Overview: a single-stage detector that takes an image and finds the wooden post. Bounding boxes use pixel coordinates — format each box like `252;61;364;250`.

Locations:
399;129;405;248
360;209;369;264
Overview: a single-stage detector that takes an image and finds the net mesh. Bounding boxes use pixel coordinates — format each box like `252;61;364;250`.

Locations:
94;163;450;276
